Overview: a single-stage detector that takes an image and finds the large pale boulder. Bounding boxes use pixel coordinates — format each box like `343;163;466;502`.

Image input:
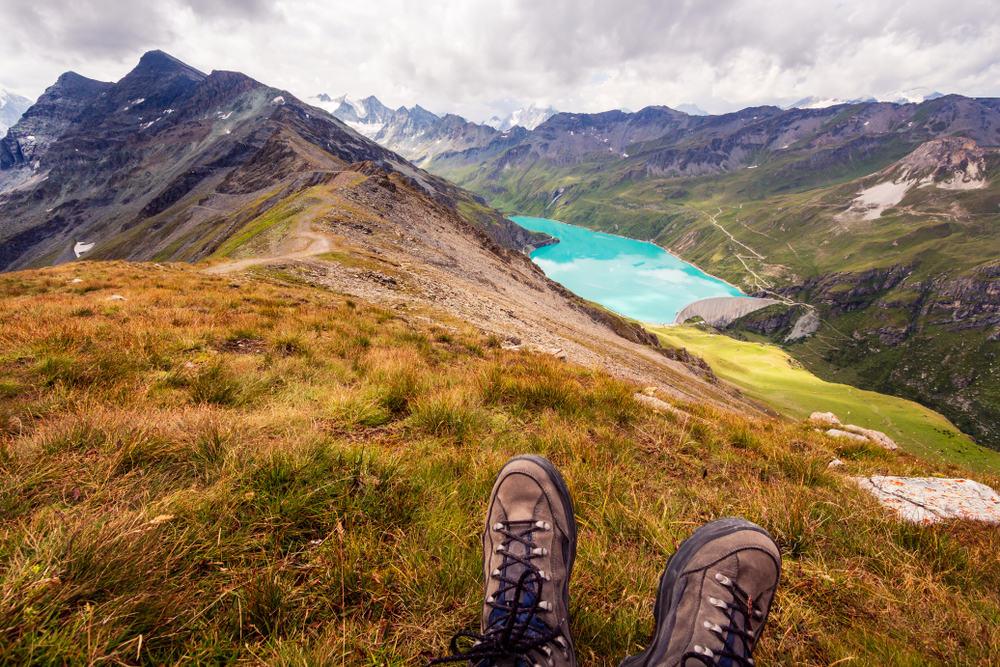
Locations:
810;412;899;451
826;428;868;442
855;476;1000;524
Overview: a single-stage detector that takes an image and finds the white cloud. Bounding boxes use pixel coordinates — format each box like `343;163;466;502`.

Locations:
1;0;998;120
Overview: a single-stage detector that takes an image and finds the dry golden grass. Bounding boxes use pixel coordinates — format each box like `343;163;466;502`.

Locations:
1;260;999;666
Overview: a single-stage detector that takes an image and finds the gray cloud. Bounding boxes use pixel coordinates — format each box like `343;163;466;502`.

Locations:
5;0;175;59
1;0;998;120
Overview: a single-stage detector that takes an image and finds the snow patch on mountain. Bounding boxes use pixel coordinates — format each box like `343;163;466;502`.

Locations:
675;103;708;116
839;138;988;222
880;89;944;104
345;120;384;140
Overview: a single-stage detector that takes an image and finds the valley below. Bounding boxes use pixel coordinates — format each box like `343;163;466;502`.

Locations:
427;101;1000;451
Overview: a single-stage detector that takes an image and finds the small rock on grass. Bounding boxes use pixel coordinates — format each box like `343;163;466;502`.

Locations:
827;428;868;442
634;393;702;424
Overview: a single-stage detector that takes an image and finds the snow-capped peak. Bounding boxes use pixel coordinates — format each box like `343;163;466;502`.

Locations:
879;89;944;105
486;104;558;132
786;90;946;110
0;86;35;136
334;95;366;118
675;103;708;116
785;96;849;110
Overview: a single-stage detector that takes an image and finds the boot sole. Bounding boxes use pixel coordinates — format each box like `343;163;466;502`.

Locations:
619;517;777;667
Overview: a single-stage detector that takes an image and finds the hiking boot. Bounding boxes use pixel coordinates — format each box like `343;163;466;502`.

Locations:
620;517;781;667
430;455;577;667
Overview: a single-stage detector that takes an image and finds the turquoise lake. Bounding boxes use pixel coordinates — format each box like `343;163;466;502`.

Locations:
512;216;744;323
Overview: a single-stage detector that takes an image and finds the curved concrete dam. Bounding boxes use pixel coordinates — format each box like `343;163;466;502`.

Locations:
674;296;780;327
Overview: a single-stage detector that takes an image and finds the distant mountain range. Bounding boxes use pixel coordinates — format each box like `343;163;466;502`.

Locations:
0;87;34;136
303;93;556;167
420;90;1000;447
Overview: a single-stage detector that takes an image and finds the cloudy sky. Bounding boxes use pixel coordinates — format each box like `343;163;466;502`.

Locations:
2;0;1000;121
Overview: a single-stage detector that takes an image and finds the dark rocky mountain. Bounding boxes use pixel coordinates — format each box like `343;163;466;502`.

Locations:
0;51;546;271
0;72;111;189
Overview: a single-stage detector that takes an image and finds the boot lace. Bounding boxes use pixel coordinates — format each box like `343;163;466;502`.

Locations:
429;519;567;667
682;572;763;667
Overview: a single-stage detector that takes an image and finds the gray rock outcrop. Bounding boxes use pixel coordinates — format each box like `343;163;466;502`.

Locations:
856;476;1000;524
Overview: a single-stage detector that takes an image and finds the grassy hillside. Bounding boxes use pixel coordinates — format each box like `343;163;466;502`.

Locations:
652;324;1000;473
2;262;999;666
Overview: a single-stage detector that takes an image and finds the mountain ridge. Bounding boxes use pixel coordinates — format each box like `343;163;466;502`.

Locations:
0;52;554;272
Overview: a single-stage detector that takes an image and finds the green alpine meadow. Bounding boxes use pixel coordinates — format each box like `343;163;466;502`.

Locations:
2;262;1000;665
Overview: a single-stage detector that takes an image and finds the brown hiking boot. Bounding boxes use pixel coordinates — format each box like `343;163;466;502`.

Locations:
620;518;781;667
430;455;577;667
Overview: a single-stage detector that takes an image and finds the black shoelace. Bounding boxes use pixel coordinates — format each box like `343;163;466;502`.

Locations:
428;520;565;667
682;581;761;667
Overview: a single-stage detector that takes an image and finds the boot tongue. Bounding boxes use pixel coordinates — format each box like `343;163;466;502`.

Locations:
503;528;531;600
496;483;543;610
719;597;750;667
